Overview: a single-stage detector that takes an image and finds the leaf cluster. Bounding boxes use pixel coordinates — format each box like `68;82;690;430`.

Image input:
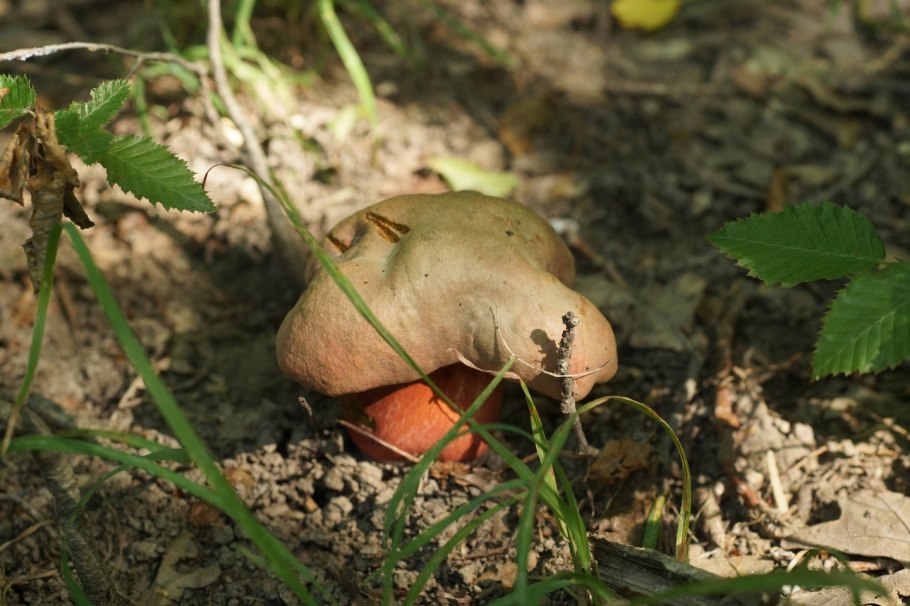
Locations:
708;202;909;378
1;74;214;214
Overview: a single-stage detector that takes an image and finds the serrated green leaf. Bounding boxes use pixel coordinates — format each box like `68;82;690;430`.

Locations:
56;79;130;133
55;80;129;163
0;74;37;129
99;135;214;213
56;127;114;165
708;202;885;287
813;262;910;378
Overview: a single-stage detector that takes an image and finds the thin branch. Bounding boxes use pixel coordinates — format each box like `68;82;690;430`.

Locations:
206;0;308;288
18;399;126;606
556;311;597;457
490;307;613;380
337;419;420;463
0;42;201;75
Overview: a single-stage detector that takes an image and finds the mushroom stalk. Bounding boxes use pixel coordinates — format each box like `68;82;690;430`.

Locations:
341;365;503;461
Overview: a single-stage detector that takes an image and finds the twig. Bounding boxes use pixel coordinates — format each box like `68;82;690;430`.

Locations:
206;0;308;288
765;450;788;515
337;419;420;463
0;519;54;554
20;402;126;606
557;311;597;457
0;42;200;75
0;492;45;521
490;308;612;380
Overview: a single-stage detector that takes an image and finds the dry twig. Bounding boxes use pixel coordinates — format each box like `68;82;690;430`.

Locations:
206;0;308;288
557;311;597;456
5;396;126;606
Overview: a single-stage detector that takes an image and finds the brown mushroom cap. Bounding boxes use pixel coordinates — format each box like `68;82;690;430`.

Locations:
276;191;617;400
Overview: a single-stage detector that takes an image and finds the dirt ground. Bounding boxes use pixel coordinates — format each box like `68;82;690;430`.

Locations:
2;0;910;604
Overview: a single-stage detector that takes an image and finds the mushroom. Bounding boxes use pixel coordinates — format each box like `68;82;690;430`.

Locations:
276;191;617;461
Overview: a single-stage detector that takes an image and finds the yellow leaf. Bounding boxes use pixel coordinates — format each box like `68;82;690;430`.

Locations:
611;0;681;32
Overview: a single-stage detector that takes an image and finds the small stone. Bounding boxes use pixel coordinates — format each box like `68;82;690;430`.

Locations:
357;461;384;489
324;496;353;526
129;540;160;560
323;467;345;492
212;524;235;546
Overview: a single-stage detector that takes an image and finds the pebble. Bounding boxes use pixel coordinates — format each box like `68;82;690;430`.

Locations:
323;466;346;492
212;524;235;546
324;496;353;526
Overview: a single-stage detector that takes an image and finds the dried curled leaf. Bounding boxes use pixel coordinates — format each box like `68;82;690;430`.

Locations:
0;122;33;205
20;107;94;292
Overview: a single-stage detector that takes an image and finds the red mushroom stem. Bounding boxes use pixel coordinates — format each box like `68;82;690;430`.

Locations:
340;364;504;461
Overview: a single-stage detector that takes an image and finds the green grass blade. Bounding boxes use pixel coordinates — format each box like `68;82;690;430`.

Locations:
1;222;61;455
487;571;616;605
513;473;541;604
642;494;666;549
60;223;328;605
54;428;179;453
317;0;377;129
396;478;525;561
580;395;692;562
231;0;258;48
338;0;408;57
417;0;520;68
8;436;223;506
405;495;522;604
522;381;595;575
60;555;92;606
549;454;591;572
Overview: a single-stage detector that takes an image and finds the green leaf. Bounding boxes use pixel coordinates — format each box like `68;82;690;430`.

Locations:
813;262;910;378
99;135;215;212
427;157;518;198
55;80;130;163
56;126;114;165
56;79;129;132
0;74;37;129
707;202;885;287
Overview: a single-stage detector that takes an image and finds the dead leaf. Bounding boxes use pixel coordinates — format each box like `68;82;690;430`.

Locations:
187;501;223;528
19;107;94;292
783;489;910;566
0;122;34;205
789;567;906;605
590;439;652;485
140;530;221;606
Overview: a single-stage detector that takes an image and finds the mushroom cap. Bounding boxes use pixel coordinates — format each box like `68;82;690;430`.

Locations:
276;191;617;400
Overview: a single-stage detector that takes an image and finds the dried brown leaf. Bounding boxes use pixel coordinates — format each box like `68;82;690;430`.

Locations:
590;438;652;485
20;108;92;291
783;489;910;566
0;122;35;205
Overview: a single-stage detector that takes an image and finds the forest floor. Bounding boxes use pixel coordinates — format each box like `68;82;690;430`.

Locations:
2;0;910;604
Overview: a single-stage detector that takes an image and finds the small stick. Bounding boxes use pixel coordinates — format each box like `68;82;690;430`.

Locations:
765;450;788;515
557;312;597;457
337;420;420;463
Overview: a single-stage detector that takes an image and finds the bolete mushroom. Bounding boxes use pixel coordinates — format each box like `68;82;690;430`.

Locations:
276;191;617;461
